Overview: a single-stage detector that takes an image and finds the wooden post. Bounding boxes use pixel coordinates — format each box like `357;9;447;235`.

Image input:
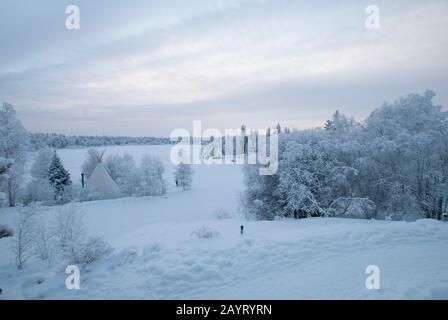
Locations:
438;197;443;220
81;173;85;189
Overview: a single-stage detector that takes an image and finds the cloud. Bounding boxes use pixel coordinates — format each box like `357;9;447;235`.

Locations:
1;0;447;135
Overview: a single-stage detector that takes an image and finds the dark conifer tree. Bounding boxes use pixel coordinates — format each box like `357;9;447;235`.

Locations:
48;152;72;203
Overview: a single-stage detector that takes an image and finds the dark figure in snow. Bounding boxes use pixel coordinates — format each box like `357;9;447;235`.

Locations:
240;225;244;235
175;179;178;187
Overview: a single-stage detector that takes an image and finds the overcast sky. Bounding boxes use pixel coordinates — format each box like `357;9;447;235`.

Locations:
1;0;447;136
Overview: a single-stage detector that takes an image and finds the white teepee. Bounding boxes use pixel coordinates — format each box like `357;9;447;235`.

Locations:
85;150;120;199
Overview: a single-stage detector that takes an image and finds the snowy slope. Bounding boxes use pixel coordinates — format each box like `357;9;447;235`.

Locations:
1;145;448;299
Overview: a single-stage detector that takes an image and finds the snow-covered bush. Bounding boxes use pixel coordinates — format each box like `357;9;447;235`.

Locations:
35;223;54;262
0;224;13;238
70;236;112;266
326;197;376;219
191;226;220;239
215;209;232;220
50;204;113;266
52;204;85;254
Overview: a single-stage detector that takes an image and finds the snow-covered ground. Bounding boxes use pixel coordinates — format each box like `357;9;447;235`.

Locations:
1;145;448;299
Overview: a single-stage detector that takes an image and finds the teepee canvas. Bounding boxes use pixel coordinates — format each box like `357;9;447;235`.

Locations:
86;150;120;199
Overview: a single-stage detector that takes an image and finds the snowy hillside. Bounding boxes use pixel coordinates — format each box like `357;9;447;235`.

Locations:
1;145;447;299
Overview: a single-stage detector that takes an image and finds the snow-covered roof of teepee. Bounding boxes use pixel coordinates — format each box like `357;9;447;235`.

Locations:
85;151;120;199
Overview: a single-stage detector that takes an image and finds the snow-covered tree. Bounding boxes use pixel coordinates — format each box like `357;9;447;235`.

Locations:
242;91;448;221
122;168;142;197
25;147;53;203
0;102;29;206
52;204;85;254
324;110;358;134
327;197;376;219
174;162;194;191
242;163;281;220
105;152;142;196
48;152;72;204
105;152;135;185
140;155;166;196
276;122;282;133
12;207;36;270
32;147;54;180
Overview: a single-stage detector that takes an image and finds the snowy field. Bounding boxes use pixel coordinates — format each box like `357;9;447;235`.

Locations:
1;145;448;299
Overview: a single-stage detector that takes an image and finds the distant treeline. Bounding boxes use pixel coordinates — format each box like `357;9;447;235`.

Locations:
29;133;172;150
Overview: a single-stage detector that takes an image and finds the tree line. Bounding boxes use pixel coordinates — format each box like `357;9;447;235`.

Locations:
29;132;171;150
242;90;448;221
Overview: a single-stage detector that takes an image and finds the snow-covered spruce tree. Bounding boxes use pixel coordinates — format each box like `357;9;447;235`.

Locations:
0;102;29;207
174;162;194;191
48;152;72;204
324;110;357;133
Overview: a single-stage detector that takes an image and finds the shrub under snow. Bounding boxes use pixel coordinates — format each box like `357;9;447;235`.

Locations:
326;197;376;219
215;209;232;220
70;236;113;266
191;226;220;239
48;204;113;267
